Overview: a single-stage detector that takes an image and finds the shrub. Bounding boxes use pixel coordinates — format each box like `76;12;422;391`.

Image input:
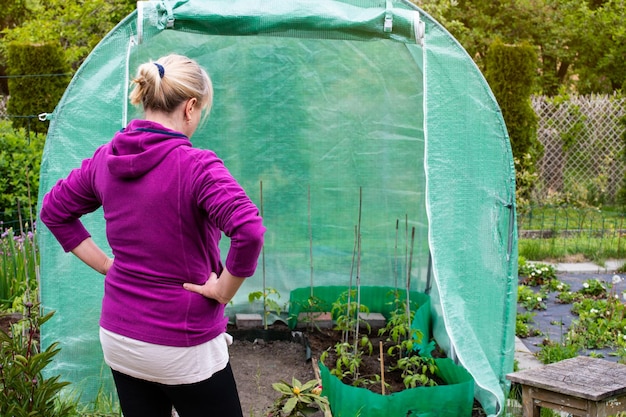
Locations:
0;305;73;417
537;340;579;364
0;120;44;221
485;40;541;207
0;228;38;311
6;41;70;133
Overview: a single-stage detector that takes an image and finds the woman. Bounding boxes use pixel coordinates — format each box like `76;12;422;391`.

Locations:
40;54;265;417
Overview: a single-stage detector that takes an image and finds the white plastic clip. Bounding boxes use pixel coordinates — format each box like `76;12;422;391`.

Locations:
38;112;51;122
414;12;425;46
155;1;175;30
384;1;393;33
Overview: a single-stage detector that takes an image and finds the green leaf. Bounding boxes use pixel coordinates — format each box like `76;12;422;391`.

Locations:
248;291;262;302
300;379;318;391
282;397;299;415
272;382;293;395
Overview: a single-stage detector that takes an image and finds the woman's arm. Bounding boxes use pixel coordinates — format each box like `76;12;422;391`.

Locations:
70;237;114;275
183;267;246;305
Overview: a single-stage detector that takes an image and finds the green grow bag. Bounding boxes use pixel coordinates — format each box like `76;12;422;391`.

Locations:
289;285;433;355
308;285;473;416
38;1;517;414
320;358;474;417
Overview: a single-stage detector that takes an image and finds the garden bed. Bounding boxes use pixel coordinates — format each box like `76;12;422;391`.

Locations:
228;323;486;417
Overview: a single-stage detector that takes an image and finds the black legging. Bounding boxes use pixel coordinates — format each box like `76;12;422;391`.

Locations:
111;363;244;417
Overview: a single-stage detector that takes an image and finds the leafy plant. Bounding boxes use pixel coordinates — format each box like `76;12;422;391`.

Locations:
536;340;579;364
568;295;625;349
0;121;45;220
385;327;439;389
322;291;440;392
331;289;371;339
610;347;626;365
518;260;557;286
517;285;548;311
0;304;72;417
515;312;541;338
0;227;39;310
320;338;379;389
289;295;329;332
555;290;583;304
541;278;570;293
578;278;607;297
389;354;438;389
320;291;384;390
266;377;329;417
248;287;284;329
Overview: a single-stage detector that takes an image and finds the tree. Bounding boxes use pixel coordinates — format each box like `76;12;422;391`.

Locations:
573;0;626;93
415;0;625;95
1;0;135;72
485;41;540;206
0;0;31;95
6;42;70;133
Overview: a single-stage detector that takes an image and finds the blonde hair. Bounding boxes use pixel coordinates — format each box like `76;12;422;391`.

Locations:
130;54;213;115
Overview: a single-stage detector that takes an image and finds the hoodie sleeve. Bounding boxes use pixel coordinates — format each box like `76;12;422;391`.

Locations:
192;152;265;278
40;157;102;252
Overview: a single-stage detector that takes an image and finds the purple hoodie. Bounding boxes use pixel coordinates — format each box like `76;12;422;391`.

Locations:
40;120;265;347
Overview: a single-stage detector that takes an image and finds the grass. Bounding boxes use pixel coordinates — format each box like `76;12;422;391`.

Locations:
519;205;626;232
0;228;38;310
518;205;626;263
518;235;626;264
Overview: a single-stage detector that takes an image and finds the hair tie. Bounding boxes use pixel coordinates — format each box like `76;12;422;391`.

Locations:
154;62;165;79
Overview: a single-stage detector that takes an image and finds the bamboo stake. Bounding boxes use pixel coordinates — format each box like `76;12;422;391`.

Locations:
404;214;408;289
406;227;416;329
345;224;358;344
354;188;363;357
350;187;363;384
312;359;333;417
394;219;399;292
380;341;386;395
308;185;314;298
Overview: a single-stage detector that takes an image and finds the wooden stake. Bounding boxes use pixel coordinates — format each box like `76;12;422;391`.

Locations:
312;358;333;417
380;341;386;395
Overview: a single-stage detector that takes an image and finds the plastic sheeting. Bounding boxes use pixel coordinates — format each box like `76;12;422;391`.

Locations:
37;1;517;415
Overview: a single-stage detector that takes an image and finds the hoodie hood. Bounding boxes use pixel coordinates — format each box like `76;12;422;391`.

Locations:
107;120;192;179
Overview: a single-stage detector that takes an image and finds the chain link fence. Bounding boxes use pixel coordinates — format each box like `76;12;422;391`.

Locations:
531;94;626;205
0;95;7;118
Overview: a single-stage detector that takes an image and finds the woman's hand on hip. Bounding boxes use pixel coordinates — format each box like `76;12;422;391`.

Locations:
183;269;246;305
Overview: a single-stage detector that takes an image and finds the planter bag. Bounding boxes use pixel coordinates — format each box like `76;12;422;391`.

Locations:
38;1;517;414
289;285;433;355
320;358;474;417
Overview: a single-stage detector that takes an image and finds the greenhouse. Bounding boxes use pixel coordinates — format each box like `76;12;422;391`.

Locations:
37;1;517;415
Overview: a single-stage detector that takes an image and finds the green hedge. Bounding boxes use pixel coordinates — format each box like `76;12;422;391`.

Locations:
0;120;44;222
485;40;540;206
6;41;70;133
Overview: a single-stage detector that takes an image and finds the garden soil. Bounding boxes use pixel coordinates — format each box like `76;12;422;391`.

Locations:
229;337;317;417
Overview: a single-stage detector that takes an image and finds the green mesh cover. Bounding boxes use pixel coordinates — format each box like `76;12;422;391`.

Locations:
37;1;517;415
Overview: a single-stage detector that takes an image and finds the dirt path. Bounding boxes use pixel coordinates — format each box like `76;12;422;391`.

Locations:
229;337;316;417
